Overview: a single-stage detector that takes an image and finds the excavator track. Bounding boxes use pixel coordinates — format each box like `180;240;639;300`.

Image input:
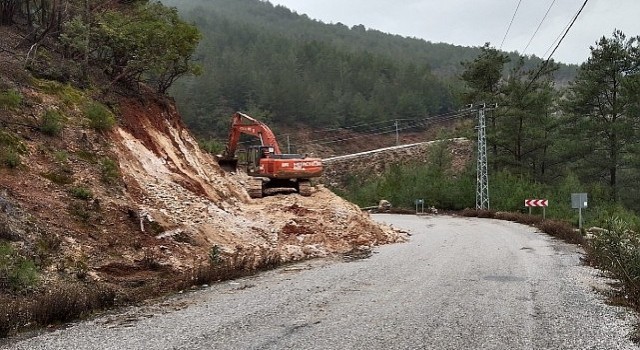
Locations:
298;179;312;197
247;179;264;198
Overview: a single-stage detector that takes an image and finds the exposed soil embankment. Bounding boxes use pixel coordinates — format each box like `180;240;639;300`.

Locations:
0;71;405;335
113;96;405;272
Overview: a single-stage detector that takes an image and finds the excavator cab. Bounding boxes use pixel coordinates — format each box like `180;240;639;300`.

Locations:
246;145;273;175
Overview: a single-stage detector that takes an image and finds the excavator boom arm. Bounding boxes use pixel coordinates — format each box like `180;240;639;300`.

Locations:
221;112;282;159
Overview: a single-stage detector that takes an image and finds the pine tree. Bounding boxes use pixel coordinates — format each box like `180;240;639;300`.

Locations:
563;30;640;202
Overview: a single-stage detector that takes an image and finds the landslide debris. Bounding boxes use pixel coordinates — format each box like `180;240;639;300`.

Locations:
114;95;405;268
0;25;404;334
0;61;404;333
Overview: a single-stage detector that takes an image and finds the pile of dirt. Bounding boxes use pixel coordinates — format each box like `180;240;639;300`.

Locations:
0;65;405;311
113;95;406;270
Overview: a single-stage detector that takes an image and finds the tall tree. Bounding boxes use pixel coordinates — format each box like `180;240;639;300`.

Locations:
496;58;558;179
564;30;640;202
460;43;510;167
460;43;510;104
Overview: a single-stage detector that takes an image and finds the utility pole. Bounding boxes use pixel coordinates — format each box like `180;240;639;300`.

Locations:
395;120;399;146
476;104;490;210
286;135;291;154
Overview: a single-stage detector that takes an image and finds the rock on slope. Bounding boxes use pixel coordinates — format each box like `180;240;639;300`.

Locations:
0;81;404;304
112;95;405;271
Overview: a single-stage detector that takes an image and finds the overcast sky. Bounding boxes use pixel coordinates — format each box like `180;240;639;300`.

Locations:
267;0;639;65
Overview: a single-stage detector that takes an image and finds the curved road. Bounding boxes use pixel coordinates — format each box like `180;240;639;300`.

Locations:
2;215;637;349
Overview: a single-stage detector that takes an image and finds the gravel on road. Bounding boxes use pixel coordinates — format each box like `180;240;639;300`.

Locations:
2;215;637;350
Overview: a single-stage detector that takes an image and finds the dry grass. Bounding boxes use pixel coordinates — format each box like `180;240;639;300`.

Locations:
176;249;282;290
459;209;584;246
538;220;585;245
0;282;115;337
0;247;284;337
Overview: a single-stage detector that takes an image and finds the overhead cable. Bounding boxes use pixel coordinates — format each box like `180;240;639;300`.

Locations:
500;0;524;50
524;0;589;93
522;0;557;55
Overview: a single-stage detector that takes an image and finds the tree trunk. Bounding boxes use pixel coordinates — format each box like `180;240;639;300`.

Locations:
0;0;18;25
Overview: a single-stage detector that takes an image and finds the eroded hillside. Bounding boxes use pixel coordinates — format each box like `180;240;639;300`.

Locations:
0;34;404;333
0;85;404;283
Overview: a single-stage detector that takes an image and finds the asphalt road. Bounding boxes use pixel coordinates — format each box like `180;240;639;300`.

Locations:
2;215;637;349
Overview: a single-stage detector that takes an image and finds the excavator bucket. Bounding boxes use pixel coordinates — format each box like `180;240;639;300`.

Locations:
215;155;238;172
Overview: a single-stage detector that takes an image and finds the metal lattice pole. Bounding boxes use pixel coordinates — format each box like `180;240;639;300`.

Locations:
476;105;490;210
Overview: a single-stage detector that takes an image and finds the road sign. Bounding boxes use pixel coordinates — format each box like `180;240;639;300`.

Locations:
415;199;424;214
524;199;548;207
571;193;588;209
572;193;588;229
525;199;549;219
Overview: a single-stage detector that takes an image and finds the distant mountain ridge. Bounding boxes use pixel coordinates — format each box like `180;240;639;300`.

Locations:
162;0;577;79
161;0;577;139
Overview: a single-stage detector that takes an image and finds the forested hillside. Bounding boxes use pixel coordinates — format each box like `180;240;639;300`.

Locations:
162;0;576;139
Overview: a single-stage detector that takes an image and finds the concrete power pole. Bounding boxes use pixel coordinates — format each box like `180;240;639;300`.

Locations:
476;104;490;210
395;120;399;146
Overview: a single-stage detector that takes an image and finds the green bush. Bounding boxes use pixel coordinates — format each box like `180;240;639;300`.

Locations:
199;139;225;155
41;168;74;185
100;158;120;184
589;217;640;303
70;186;93;200
68;202;90;222
53;150;69;163
41;109;64;136
0;89;22;111
587;203;640;231
84;102;116;131
0;149;21;169
0;243;39;292
0;131;26;169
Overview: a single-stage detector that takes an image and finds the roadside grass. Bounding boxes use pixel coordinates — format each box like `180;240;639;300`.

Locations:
0;283;115;337
460;209;584;245
0;246;283;338
175;248;282;291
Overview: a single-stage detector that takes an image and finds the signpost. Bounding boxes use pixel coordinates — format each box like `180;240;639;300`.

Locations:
525;199;549;219
571;193;588;229
415;199;424;215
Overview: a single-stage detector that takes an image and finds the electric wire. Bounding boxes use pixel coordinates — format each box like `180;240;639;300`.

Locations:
302;111;471;145
299;109;468;145
315;119;394;133
542;10;574;58
524;0;589;93
544;0;588;62
500;0;524;50
522;0;556;55
302;110;476;147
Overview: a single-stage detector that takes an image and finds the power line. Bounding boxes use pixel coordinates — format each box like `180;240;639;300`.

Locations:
316;119;393;133
300;109;469;145
500;0;524;50
522;0;556;55
304;111;475;147
524;0;589;93
542;8;575;58
544;0;588;61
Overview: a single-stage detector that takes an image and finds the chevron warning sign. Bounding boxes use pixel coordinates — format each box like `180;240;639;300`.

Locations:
525;199;549;207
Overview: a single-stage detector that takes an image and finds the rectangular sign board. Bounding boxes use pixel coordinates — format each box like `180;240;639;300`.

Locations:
525;199;548;207
571;193;588;209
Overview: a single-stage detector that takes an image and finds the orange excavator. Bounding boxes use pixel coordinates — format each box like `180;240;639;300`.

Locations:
216;112;323;198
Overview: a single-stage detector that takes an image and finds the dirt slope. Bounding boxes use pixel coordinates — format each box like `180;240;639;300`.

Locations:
113;95;405;271
0;24;405;336
0;63;404;311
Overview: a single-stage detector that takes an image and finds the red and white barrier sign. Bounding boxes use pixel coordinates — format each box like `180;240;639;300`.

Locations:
525;199;548;207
